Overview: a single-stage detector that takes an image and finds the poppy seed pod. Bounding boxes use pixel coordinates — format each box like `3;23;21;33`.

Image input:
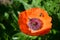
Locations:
18;8;52;36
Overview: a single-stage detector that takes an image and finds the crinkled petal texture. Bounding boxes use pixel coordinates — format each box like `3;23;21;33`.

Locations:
18;8;52;36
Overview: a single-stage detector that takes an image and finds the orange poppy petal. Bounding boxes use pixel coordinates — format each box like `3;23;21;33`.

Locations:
18;8;52;36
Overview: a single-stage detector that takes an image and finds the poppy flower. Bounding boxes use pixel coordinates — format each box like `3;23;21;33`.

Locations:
18;8;52;36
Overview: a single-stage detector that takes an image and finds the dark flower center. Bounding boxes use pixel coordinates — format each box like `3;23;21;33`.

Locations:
28;18;42;30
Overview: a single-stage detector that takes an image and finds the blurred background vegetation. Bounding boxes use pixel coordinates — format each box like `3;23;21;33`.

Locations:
0;0;60;40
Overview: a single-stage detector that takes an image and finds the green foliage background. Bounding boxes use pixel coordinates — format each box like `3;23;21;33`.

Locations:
0;0;60;40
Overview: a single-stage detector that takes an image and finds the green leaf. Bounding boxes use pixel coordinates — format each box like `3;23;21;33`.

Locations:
57;13;60;20
0;23;6;30
14;0;32;10
12;32;29;40
38;37;41;40
4;12;9;20
28;36;37;39
12;32;38;40
12;11;18;22
52;29;57;34
32;0;42;7
3;33;9;40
